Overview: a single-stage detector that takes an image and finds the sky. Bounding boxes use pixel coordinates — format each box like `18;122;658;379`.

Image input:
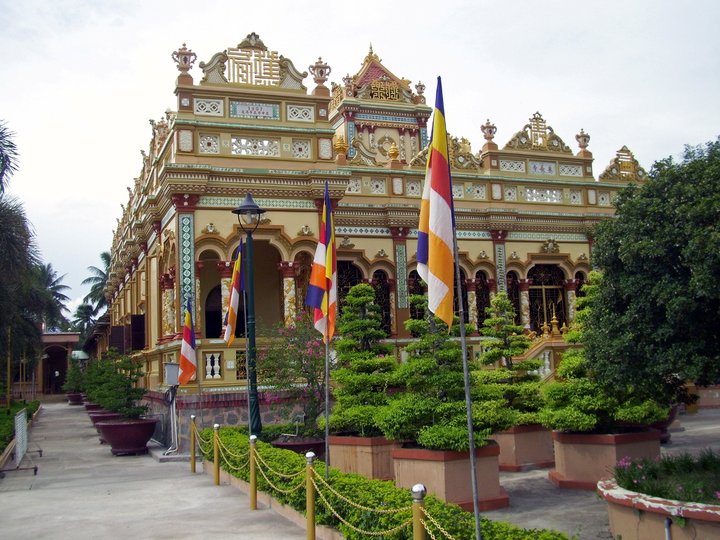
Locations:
1;0;719;317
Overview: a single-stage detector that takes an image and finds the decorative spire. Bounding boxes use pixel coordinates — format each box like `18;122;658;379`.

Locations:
364;43;381;63
172;43;197;74
388;142;400;161
576;128;590;150
481;119;497;142
309;57;331;86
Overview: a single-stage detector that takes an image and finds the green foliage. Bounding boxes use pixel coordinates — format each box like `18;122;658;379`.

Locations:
479;293;531;369
614;450;720;504
374;393;440;442
0;400;40;448
84;349;147;418
328;284;396;437
61;361;84;393
200;427;570;539
417;424;489;452
258;311;326;435
587;139;720;401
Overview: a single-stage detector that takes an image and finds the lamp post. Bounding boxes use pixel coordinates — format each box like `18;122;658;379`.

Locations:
232;193;266;436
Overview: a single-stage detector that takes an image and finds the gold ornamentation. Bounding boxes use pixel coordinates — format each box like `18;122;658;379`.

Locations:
599;145;647;182
309;57;331;86
388;142;400;161
172;43;197;73
576;129;590;150
504;112;572;154
541;239;560;253
481;119;497;141
368;77;400;101
478;250;488;259
375;249;388;258
509;251;520;260
297;225;313;236
201;223;218;234
340;236;355;249
333;135;349;156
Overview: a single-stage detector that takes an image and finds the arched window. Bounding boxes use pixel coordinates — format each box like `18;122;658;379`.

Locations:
371;270;392;335
528;265;567;332
475;271;491;324
453;269;469;324
408;269;426;320
575;271;587;298
205;284;245;339
506;271;521;324
337;260;364;314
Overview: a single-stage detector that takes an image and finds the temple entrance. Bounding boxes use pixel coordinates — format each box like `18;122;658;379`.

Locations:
528;265;567;332
43;346;67;394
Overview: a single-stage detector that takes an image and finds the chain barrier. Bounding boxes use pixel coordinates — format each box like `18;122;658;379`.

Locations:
192;422;211;446
216;442;250;472
420;506;457;540
254;456;305;495
310;476;413;537
311;468;413;515
421;519;438;540
254;447;305;479
216;435;250;461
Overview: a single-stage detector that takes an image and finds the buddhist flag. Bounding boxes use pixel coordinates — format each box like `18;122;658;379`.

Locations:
223;239;244;346
417;76;455;329
178;300;197;384
305;181;337;342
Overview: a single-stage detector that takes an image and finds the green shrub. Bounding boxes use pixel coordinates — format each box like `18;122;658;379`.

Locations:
84;349;147;418
200;427;570;539
61;361;84;393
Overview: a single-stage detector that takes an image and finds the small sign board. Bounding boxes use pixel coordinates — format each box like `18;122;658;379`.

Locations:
14;409;27;468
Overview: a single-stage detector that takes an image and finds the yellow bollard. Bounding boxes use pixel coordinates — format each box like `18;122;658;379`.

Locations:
412;483;427;540
213;423;220;486
190;415;196;474
305;452;316;540
249;435;257;510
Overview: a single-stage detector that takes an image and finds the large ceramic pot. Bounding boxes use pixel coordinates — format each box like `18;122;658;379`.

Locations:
549;429;660;490
491;424;554;472
84;402;103;412
392;441;509;510
88;412;123;428
598;479;720;539
328;435;399;480
271;436;325;459
66;392;84;406
95;418;158;456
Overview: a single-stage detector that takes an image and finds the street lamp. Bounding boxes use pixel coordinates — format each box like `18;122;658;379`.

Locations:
232;193;266;436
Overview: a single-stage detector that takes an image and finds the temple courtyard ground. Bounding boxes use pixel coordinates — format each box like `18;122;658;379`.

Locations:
1;400;718;539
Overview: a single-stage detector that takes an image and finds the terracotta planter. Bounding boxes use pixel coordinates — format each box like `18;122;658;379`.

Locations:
392;441;509;510
66;392;84;405
696;384;720;409
598;479;720;539
271;436;325;460
328;435;399;480
95;418;158;456
549;429;660;490
491;424;554;472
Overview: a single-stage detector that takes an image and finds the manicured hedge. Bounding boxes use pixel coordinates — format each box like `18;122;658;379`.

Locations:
1;401;40;448
201;427;570;540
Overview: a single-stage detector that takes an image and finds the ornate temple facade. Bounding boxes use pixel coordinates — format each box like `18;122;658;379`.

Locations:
101;33;646;439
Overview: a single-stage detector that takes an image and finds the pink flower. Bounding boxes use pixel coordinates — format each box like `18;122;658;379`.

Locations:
714;491;720;499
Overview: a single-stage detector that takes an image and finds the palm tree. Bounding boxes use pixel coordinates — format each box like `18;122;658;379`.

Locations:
0;120;19;193
82;251;111;313
72;303;97;342
36;263;71;330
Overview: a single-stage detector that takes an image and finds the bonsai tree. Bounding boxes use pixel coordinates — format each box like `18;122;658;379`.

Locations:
258;311;326;436
539;273;668;433
476;292;543;426
85;349;148;419
62;360;85;394
374;294;512;451
326;283;396;437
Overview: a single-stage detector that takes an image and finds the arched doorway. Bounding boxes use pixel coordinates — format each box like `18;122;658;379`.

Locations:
293;251;313;316
204;284;246;339
43;345;68;394
506;271;521;324
407;269;426;320
453;269;469;324
371;269;392;335
528;265;567;332
475;271;491;325
337;260;364;314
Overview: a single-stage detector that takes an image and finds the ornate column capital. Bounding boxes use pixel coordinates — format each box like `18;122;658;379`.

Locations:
278;261;298;278
465;278;477;293
195;261;204;273
216;261;233;278
518;279;532;292
564;279;579;292
490;230;508;244
487;278;497;293
390;226;411;240
152;220;162;236
171;193;200;211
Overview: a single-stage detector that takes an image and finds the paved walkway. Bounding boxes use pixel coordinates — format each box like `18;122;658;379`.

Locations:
1;402;718;539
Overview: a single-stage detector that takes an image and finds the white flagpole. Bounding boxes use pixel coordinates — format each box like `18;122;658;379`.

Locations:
324;336;330;479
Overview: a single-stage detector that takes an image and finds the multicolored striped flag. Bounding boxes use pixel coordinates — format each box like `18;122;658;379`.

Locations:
223;239;244;345
178;300;197;384
417;77;455;329
305;181;337;342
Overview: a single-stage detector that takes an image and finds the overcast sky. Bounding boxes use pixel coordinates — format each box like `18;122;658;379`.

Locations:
1;0;718;315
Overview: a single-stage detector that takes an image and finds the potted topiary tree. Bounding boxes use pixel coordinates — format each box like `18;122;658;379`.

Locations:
539;273;668;489
62;360;85;406
477;292;554;471
375;295;510;510
325;283;399;480
91;349;157;456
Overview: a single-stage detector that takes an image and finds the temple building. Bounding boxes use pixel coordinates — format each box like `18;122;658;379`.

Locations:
98;33;646;445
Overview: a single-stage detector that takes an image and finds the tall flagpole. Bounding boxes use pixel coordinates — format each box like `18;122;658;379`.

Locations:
324;338;330;479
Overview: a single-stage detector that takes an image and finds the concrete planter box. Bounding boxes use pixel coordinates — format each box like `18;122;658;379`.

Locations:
392;441;509;510
491;424;554;472
598;479;720;539
696;384;720;409
328;435;399;480
549;430;661;490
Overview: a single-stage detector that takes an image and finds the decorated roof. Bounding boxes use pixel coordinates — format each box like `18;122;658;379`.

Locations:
599;146;647;182
503;112;572;154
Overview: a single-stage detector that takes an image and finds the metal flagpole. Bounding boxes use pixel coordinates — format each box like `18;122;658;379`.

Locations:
452;232;482;540
243;287;251;437
324;338;330;479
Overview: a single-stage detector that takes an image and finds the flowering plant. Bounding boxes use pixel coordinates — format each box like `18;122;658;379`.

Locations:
258;311;327;436
614;450;720;504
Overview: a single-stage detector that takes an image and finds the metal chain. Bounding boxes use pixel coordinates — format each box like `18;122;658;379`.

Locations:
421;519;438;540
193;423;211;445
254;448;305;479
420;506;457;540
217;443;250;472
311;476;413;537
254;458;305;494
217;436;249;460
311;468;413;515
